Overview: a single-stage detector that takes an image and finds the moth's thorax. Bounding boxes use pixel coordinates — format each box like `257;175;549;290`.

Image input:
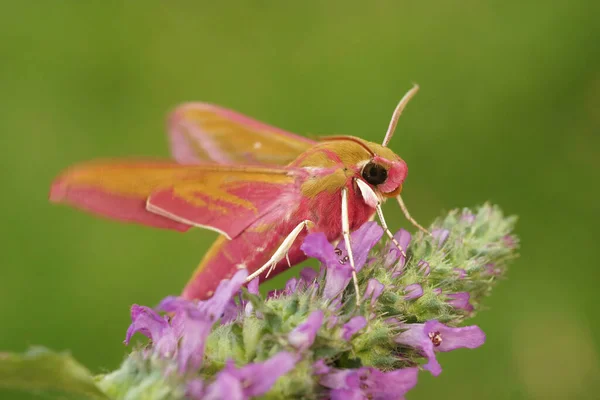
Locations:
291;136;408;199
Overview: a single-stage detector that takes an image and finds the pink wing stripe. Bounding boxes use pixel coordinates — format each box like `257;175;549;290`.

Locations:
50;181;191;232
147;181;296;239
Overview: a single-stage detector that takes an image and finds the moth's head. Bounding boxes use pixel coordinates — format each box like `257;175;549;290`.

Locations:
359;151;407;197
361;83;420;198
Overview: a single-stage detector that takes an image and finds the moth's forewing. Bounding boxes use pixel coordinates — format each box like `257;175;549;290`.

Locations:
50;161;297;239
168;103;315;166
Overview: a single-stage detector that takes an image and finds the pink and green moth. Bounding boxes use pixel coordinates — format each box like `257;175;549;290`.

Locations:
49;85;429;302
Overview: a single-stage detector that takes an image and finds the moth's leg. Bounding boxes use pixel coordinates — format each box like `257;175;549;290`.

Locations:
375;204;407;259
246;220;313;282
341;187;361;305
356;178;407;258
397;194;431;236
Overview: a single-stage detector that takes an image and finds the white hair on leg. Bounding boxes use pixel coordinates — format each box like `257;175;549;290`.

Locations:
246;220;313;282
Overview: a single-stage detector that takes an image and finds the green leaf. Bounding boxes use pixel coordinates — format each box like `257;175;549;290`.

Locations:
0;347;109;399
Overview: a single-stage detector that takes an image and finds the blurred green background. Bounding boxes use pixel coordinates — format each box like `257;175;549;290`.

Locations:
1;1;599;399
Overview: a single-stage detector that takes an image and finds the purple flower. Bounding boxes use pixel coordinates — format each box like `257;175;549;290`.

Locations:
453;268;467;279
202;352;296;399
446;292;474;311
243;277;260;316
186;379;205;400
484;263;501;276
124;305;177;358
301;221;383;298
363;278;385;307
404;283;423;300
503;235;517;249
154;269;248;372
461;211;476;224
431;228;450;247
341;316;367;340
288;310;324;351
417;260;430;276
383;229;411;269
201;371;244;400
321;367;419;400
395;320;485;376
313;359;331;375
432;288;442;295
299;267;318;284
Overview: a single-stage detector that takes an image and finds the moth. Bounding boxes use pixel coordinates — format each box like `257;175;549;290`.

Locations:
50;85;428;302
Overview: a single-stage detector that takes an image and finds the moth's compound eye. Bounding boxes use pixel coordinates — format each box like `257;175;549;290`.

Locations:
362;162;388;185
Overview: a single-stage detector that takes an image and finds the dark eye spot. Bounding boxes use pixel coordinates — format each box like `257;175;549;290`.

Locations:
362;162;388;185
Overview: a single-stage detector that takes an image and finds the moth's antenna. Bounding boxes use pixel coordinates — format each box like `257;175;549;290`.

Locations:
382;84;420;147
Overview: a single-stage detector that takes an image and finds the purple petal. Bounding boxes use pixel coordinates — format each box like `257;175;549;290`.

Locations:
284;277;298;294
299;267;318;284
288;310;324;351
404;284;423;300
431;229;450;247
363;278;385;306
446;292;474;311
301;233;338;268
396;320;485;376
384;229;411;268
424;321;486;352
248;277;260;295
203;370;245;400
125;305;177;358
186;379;205;400
418;260;431;276
461;211;476;224
330;389;364;400
432;288;442;295
313;359;331;375
484;263;501;276
176;308;213;372
336;221;384;272
341;316;367;341
453;268;467;279
322;367;418;399
503;235;517;249
225;352;297;397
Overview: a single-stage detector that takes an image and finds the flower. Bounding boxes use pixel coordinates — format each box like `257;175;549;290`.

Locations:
403;283;424;300
431;228;450;247
341;316;367;341
453;268;467;279
363;278;385;307
200;352;297;400
313;359;331;375
417;260;430;276
299;267;318;284
395;320;485;376
288;310;324;351
124;305;177;358
148;269;248;372
461;211;476;224
321;367;419;400
301;221;383;298
383;229;411;269
446;292;474;311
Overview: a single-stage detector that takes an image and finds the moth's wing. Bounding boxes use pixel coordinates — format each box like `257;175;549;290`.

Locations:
168;103;316;166
50;161;298;239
